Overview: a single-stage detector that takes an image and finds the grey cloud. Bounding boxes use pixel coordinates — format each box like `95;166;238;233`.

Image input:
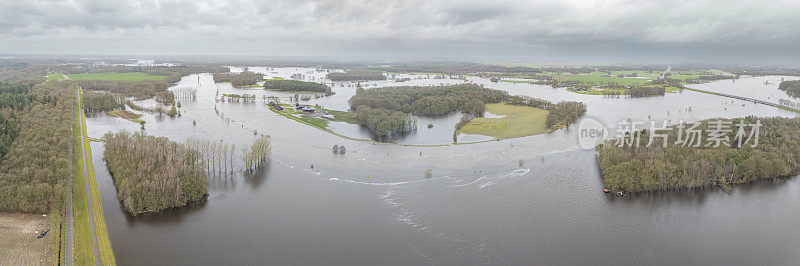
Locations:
1;0;799;63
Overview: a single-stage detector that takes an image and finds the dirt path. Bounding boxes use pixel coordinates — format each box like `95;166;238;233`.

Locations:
0;213;52;265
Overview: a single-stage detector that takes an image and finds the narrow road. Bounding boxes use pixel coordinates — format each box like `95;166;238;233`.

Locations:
78;88;102;265
64;74;75;266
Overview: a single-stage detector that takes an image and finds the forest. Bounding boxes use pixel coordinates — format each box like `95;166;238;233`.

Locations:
327;70;387;81
82;91;125;112
348;84;507;116
597;117;800;192
778;80;800;98
347;84;507;137
263;79;333;95
0;80;73;213
213;70;264;87
353;105;417;137
103;131;208;215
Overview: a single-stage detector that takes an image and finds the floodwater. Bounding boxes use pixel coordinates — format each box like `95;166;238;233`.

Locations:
85;69;800;265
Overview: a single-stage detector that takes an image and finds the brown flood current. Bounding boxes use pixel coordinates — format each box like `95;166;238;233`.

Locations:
86;69;800;265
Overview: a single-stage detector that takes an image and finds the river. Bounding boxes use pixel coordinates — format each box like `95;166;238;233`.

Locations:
85;69;800;265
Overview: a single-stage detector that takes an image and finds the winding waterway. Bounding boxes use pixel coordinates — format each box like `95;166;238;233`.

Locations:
86;69;800;265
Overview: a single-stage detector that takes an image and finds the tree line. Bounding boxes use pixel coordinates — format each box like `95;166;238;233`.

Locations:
82;91;125;112
213;70;264;87
354;105;417;137
597;117;800;192
103;131;209;215
779;80;800;98
327;70;387;81
263;79;332;95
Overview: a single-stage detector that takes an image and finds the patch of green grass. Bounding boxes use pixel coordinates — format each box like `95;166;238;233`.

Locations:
68;72;167;81
324;109;359;124
297;115;329;128
47;73;66;81
457;103;549;139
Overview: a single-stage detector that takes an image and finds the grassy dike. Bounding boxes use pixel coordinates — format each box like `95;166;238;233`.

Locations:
74;88;116;265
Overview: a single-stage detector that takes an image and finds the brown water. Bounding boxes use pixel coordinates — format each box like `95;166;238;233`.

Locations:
86;70;800;265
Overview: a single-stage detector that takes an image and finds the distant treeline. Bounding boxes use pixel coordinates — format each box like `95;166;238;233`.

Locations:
0;81;73;213
778;80;800;98
263;79;332;95
327;70;386;81
718;66;800;76
0;63;48;83
597;117;800;192
103;131;208;215
82;91;125;112
507;95;587;129
213;70;263;87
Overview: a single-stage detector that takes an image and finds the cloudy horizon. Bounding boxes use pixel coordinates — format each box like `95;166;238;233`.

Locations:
2;0;800;64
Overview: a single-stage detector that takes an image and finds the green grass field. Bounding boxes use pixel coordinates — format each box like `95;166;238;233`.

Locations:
47;73;66;81
457;103;549;139
68;72;167;81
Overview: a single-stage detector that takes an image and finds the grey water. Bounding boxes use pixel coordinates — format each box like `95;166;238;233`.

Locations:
86;69;800;265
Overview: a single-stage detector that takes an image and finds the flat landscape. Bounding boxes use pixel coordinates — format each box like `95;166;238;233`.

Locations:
457;103;549;139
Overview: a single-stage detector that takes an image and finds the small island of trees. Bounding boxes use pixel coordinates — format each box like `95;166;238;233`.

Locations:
103;131;209;215
263;79;333;95
213;70;264;87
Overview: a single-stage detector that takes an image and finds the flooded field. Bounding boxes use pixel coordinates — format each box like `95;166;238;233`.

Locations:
85;69;800;264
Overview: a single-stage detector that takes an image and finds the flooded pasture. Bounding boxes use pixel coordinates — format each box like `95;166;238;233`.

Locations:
85;69;800;264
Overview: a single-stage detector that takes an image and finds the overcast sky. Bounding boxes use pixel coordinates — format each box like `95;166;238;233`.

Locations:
1;0;799;63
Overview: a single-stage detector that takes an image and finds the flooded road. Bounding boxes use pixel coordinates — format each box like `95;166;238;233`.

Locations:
86;69;800;265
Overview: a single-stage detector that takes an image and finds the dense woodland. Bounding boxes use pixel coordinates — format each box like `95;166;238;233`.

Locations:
597;117;800;192
103;131;208;215
327;70;387;81
0;80;73;213
504;95;588;129
263;79;332;95
778;80;800;98
82;91;125;112
349;84;507;116
348;84;507;137
213;70;263;87
354;105;417;137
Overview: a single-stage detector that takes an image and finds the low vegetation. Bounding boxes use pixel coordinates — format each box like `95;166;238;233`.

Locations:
597;117;800;192
103;131;208;215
